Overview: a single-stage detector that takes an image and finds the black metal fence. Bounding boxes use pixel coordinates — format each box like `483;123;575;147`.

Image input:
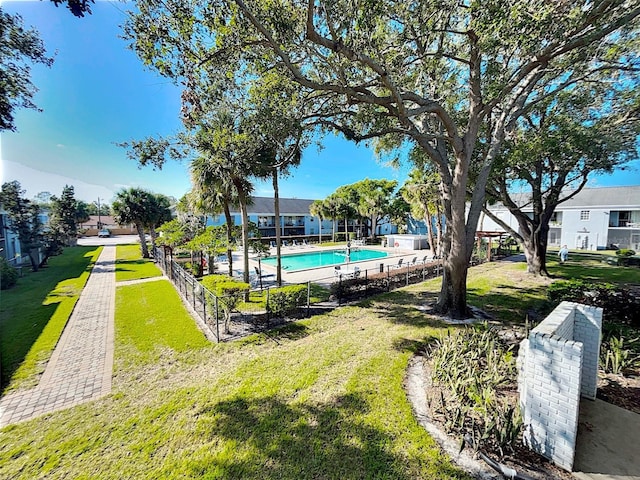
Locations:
330;260;443;304
154;247;443;342
154;247;315;342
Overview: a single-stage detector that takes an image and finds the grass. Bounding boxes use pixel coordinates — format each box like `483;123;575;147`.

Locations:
115;280;209;370
0;276;467;478
115;244;163;282
1;251;637;478
0;246;102;393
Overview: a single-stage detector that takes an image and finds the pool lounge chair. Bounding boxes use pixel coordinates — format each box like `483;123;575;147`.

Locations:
392;258;404;269
252;267;276;288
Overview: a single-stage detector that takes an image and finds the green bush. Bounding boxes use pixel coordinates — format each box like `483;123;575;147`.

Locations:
267;284;307;318
0;257;19;290
429;325;521;457
616;248;636;257
548;280;639;327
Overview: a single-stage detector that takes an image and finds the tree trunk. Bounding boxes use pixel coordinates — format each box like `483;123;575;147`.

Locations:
435;215;471;318
438;254;469;318
149;225;157;256
136;223;149;258
424;207;436;258
273;170;283;286
522;223;550;276
27;247;39;272
332;219;336;242
317;216;322;244
238;196;250;285
223;204;234;276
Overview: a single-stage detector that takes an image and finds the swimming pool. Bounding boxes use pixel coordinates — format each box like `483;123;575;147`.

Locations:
261;248;389;272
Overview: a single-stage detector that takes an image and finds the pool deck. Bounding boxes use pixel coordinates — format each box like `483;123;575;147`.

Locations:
237;244;435;287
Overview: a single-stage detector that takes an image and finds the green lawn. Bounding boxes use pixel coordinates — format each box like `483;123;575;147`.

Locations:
1;252;637;478
0;246;102;393
115;244;163;282
115;280;210;370
0;276;467;478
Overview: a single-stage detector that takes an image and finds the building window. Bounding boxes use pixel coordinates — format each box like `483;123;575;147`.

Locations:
580;210;590;221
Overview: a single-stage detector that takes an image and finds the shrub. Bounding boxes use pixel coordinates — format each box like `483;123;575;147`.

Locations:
428;325;522;457
600;335;640;376
616;249;636;257
548;280;639;327
0;257;19;290
268;284;307;318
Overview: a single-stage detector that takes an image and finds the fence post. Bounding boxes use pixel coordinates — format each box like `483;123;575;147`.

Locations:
192;280;196;310
307;280;311;317
338;275;342;305
214;296;220;341
387;267;390;291
365;269;368;296
202;287;206;325
266;288;270;322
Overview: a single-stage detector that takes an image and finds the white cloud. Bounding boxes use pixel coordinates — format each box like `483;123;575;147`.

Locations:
2;161;116;202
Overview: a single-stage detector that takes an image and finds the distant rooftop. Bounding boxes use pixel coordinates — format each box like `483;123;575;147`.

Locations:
490;185;640;210
245;197;316;215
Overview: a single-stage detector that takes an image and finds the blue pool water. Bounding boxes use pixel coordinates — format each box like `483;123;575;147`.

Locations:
261;248;388;272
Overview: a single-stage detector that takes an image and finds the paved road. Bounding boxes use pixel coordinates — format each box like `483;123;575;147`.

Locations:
0;246;115;427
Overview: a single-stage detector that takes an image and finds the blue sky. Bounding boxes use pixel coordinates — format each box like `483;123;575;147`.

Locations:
1;1;638;205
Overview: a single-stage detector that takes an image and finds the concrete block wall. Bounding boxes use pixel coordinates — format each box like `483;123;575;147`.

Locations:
573;304;603;400
518;301;603;471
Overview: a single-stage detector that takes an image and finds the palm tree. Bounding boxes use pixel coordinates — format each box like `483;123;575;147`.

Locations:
112;187;152;258
191;114;258;285
309;200;327;244
145;193;172;254
402;168;443;257
190;155;240;276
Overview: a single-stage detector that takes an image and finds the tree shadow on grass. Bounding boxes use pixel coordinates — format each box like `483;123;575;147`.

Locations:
466;284;551;325
115;259;152;273
0;246;99;390
178;393;466;479
358;290;452;329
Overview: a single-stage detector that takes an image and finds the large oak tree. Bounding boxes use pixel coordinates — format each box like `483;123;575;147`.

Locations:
483;85;639;275
125;0;639;317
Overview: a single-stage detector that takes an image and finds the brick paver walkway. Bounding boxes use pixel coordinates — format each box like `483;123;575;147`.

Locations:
0;246;115;427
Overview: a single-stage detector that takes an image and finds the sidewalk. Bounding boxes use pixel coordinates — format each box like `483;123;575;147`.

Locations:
573;398;640;480
0;246;116;428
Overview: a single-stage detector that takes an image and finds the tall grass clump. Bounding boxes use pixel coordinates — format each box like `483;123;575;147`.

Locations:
428;325;522;458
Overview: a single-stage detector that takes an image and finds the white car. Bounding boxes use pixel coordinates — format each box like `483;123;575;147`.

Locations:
98;229;111;238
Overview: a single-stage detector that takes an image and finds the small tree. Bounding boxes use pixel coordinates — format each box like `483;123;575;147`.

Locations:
112;187;152;258
201;275;250;334
186;226;228;275
0;181;44;271
49;185;80;246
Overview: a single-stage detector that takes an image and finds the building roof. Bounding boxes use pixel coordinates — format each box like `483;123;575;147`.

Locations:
559;186;640;209
246;197;316;215
489;186;640;211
